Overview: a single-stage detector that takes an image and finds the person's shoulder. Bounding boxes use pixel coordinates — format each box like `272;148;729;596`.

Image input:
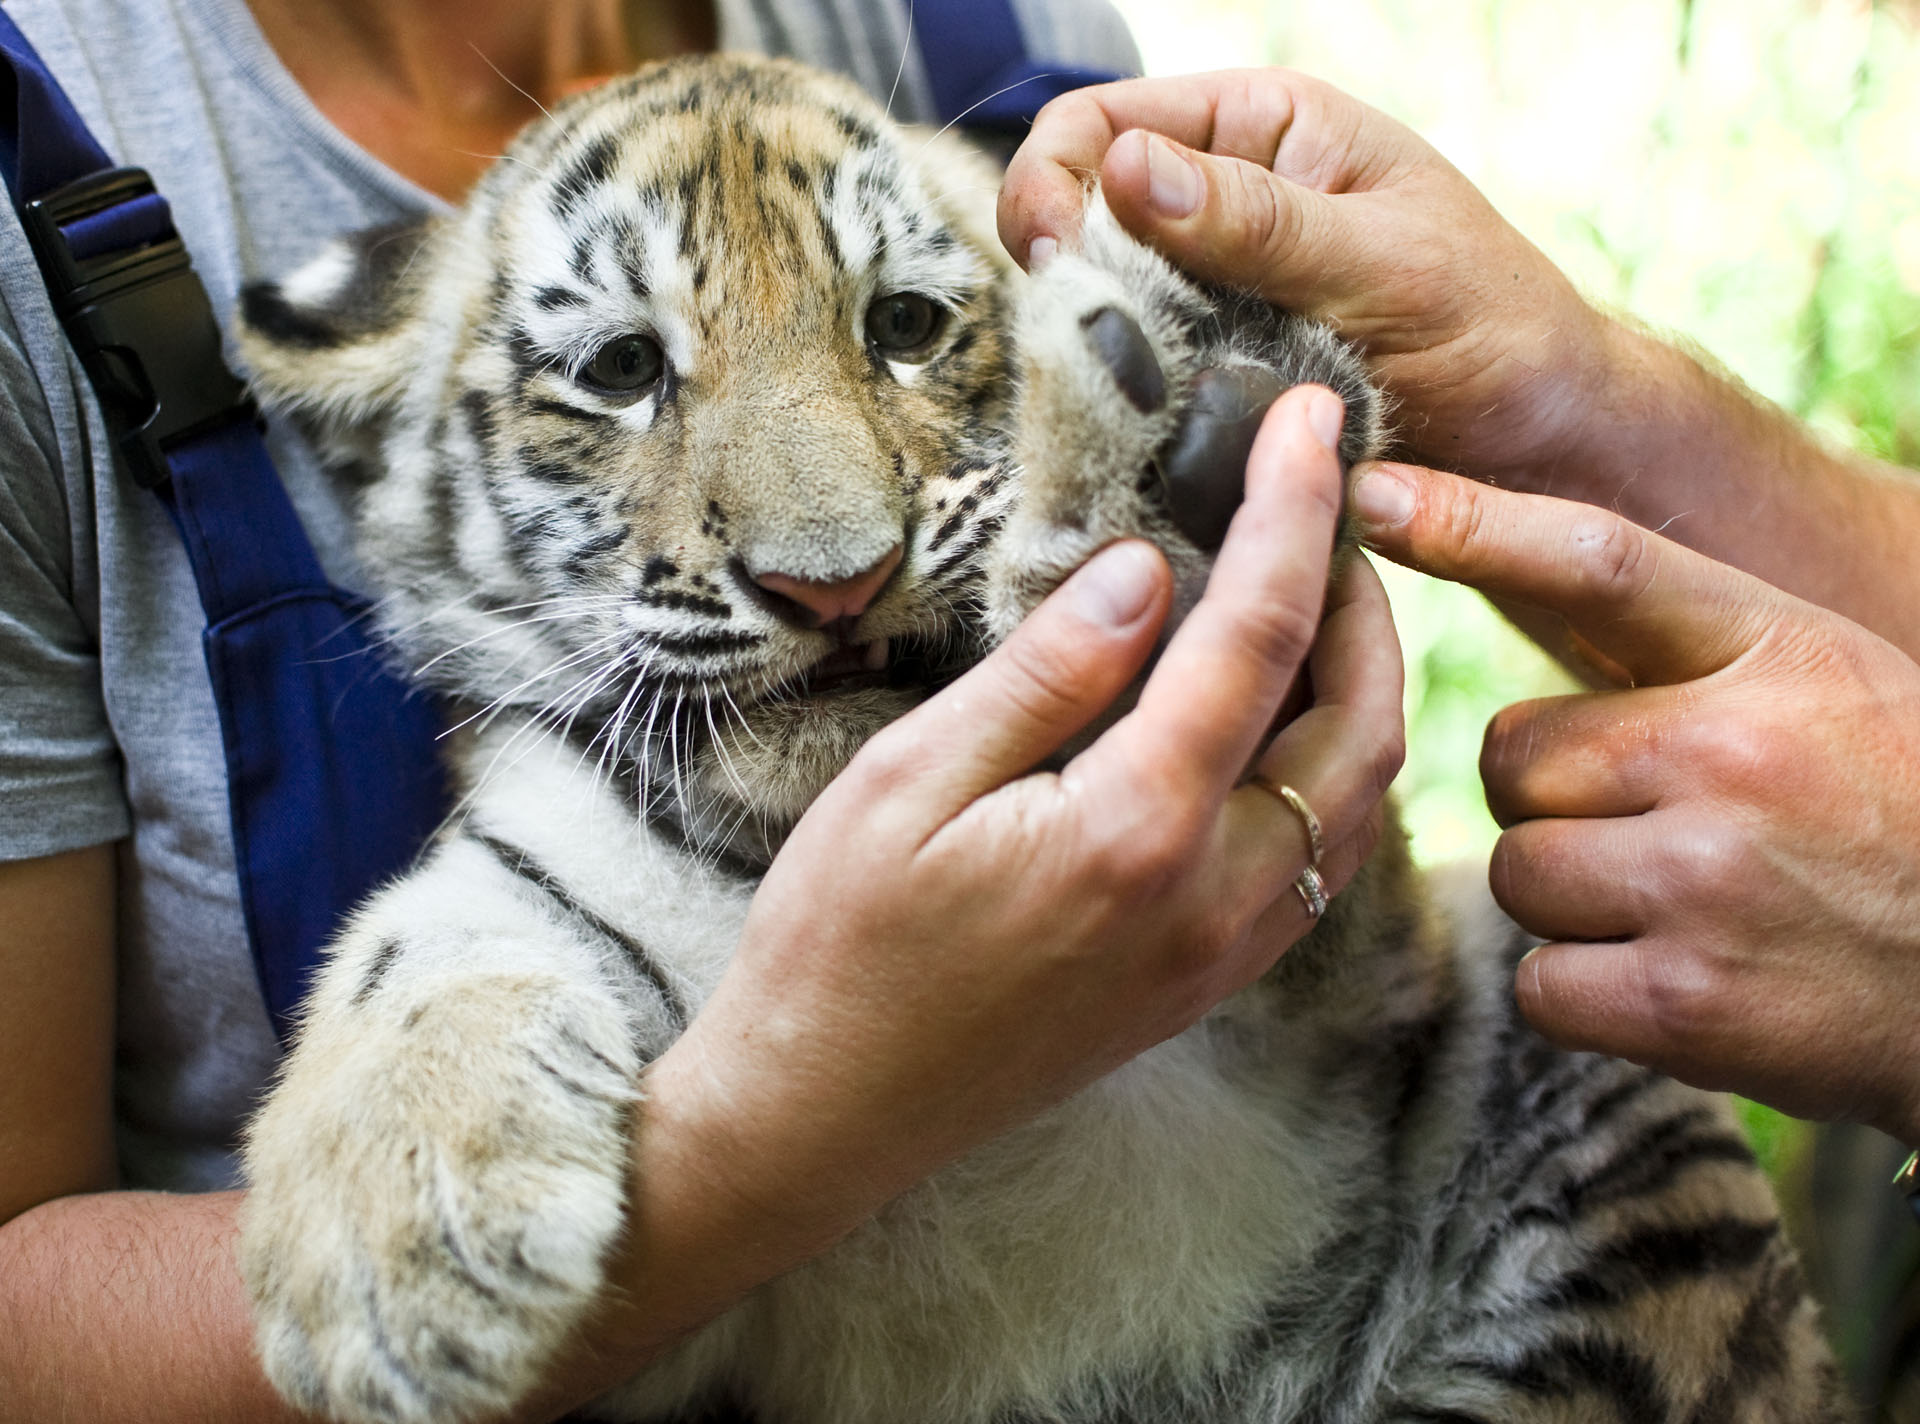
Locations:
0;209;77;475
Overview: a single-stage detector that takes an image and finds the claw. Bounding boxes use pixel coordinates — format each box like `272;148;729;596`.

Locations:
1081;306;1166;414
1154;365;1287;551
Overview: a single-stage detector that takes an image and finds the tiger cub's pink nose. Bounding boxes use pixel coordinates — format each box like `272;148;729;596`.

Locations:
752;543;903;629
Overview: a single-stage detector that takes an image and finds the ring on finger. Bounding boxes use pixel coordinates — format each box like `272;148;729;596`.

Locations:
1249;776;1325;867
1292;864;1328;921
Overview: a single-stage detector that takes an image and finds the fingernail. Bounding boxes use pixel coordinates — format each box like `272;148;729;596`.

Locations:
1349;468;1414;529
1071;541;1159;627
1028;235;1058;271
1307;388;1344;451
1145;135;1201;218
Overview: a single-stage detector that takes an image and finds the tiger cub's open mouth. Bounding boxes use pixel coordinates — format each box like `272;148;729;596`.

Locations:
784;630;964;701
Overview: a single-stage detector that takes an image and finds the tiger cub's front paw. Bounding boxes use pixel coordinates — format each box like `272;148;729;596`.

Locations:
985;191;1383;639
241;974;639;1424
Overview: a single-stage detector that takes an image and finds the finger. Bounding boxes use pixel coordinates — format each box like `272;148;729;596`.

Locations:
1510;935;1766;1094
1489;816;1656;943
1082;386;1345;816
848;541;1169;821
1219;554;1404;899
1349;461;1785;686
1095;129;1402;319
998;70;1426;267
1479;686;1688;826
1230;804;1388;987
1512;938;1673;1066
1262;554;1405;822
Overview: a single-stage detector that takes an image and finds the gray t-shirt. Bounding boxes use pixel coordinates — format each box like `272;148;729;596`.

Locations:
0;0;1138;1192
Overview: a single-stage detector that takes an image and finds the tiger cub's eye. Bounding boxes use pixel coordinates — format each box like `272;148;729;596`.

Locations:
865;293;947;360
579;334;665;396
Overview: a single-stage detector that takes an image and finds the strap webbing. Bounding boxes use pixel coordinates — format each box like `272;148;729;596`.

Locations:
0;7;447;1045
913;0;1129;131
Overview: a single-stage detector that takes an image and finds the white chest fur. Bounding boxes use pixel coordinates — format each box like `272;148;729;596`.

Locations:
447;725;1367;1424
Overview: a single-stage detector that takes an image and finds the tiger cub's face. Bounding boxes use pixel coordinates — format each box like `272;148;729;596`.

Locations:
242;57;1018;858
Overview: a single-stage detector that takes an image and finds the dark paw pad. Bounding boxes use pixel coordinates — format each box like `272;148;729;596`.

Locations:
1081;307;1166;414
1153;365;1286;551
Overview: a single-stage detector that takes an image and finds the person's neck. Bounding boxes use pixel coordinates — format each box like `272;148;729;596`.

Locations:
246;0;716;200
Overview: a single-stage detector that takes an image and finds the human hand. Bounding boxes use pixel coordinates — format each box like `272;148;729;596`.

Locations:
996;70;1617;490
1351;459;1920;1146
645;387;1404;1249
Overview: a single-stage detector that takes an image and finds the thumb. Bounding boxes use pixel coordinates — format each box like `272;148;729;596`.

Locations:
1098;129;1372;315
846;541;1171;818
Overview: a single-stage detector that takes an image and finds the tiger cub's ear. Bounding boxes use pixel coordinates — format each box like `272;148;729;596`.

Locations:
236;220;440;458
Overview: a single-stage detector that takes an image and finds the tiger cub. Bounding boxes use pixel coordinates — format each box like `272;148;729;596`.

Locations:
236;53;1846;1424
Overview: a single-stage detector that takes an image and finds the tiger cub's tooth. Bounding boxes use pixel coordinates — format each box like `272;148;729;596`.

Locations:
862;638;889;671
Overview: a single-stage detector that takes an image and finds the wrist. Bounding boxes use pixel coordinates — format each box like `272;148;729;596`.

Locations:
1480;303;1659;499
600;1026;890;1335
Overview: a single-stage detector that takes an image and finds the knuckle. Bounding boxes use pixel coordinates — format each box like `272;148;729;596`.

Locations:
1567;512;1656;604
844;725;920;798
998;634;1094;728
1486;828;1535;916
1333;804;1389;891
1639;947;1732;1046
1663;820;1753;902
1432;479;1497;573
1479;701;1536;780
1682;715;1781;797
1479;702;1546;822
1368;727;1407;804
1099;812;1202;896
1238;588;1323;673
1229;161;1302;270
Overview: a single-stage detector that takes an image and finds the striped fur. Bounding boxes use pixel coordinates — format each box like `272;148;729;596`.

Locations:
235;55;1846;1424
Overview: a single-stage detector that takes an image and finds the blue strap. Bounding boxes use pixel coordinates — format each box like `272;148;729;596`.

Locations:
0;8;447;1045
913;0;1130;130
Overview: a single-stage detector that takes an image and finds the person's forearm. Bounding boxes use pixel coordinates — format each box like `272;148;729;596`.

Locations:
0;1096;858;1424
1519;316;1920;661
0;1190;308;1423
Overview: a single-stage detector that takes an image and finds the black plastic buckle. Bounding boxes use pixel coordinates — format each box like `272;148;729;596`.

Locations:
20;167;254;490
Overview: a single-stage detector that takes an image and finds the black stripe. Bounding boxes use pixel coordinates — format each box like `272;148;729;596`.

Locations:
1485;1070;1667;1231
1541;1216;1779;1311
1682;1250;1806;1424
927;491;982;551
531;1052;628;1104
435;1221;507;1306
553;133;621;216
526;397;605;425
470;832;688;1029
653;629;764;657
240;282;345;349
354;938;404;1005
564;524;631;578
1461;1333;1671;1422
1561;1128;1756;1218
637;587;731;618
638;801;768;885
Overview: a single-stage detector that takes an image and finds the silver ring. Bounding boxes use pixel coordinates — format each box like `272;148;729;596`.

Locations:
1250;776;1325;867
1292;864;1328;921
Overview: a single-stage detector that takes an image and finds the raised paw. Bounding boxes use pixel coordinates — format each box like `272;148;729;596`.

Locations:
241;974;639;1424
985;188;1384;640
